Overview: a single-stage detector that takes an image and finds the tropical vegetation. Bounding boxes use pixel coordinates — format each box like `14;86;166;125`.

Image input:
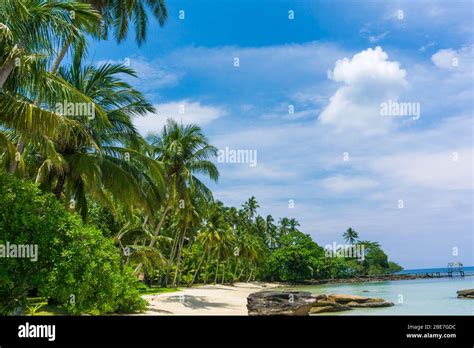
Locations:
0;0;402;315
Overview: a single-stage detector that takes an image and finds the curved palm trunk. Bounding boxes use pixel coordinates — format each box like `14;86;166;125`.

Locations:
246;267;254;282
172;226;187;287
0;56;17;89
7;139;24;174
188;249;207;287
135;204;171;276
161;231;179;287
50;39;70;74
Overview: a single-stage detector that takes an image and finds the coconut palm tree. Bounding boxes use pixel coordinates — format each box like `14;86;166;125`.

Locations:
242;196;259;221
134;120;218;278
32;58;162;221
86;0;168;45
0;0;101;87
51;0;168;74
0;1;102;173
343;227;359;245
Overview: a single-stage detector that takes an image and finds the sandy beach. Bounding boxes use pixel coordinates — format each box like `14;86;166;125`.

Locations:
141;282;279;315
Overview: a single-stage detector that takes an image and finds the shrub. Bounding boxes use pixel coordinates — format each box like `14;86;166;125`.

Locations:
0;173;146;315
262;231;323;282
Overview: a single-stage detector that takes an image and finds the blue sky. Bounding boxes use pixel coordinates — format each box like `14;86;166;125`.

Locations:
88;0;473;269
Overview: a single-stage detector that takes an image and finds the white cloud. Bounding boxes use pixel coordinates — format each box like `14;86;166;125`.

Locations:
97;56;181;91
368;31;389;43
370;149;473;190
318;47;408;135
134;100;225;136
321;175;379;193
431;45;474;70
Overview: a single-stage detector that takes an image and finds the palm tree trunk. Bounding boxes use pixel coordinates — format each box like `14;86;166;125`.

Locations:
238;267;245;280
188;250;207;287
246;268;254;282
0;56;17;89
214;249;220;284
214;262;219;284
162;229;180;287
53;174;65;198
221;263;225;284
172;227;187;287
7;139;24;174
233;261;239;278
50;39;70;74
135;204;171;276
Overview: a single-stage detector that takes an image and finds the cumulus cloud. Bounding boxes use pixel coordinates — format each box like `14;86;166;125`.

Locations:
431;45;474;70
134;100;225;136
319;47;407;135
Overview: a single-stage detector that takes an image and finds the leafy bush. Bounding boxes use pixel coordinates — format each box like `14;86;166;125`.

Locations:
0;173;146;315
262;231;323;282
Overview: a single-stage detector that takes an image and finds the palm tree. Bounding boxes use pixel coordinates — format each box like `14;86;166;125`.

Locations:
51;0;168;73
32;58;161;221
242;196;259;221
137;120;219;279
278;217;291;237
188;202;232;287
265;214;278;249
0;1;102;173
343;228;359;245
0;0;101;87
87;0;168;45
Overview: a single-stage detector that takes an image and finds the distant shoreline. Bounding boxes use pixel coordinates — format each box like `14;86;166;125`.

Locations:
293;272;474;286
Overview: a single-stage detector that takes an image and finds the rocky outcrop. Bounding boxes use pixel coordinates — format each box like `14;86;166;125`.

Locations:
247;291;316;316
457;289;474;299
309;293;393;314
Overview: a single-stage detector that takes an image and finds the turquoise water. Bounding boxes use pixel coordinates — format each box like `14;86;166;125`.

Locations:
288;276;474;315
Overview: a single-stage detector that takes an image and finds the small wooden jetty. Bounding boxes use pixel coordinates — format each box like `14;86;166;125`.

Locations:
447;262;465;277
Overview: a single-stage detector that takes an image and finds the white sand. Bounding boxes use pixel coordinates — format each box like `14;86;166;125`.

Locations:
141;282;280;315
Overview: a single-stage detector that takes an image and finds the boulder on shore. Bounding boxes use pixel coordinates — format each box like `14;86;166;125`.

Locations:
327;294;370;303
247;291;316;316
310;293;394;314
457;289;474;299
346;300;394;308
310;304;352;314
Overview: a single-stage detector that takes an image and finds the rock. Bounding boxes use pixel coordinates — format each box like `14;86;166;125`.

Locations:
347;301;394;308
366;298;385;303
457;289;474;299
327;294;370;304
312;300;340;307
310;304;352;314
314;293;394;310
247;291;316;316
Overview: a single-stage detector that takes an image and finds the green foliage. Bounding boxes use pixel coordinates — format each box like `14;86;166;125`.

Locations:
261;231;323;282
0;173;145;315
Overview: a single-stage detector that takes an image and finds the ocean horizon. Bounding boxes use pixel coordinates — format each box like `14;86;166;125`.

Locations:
289;268;474;315
398;266;474;276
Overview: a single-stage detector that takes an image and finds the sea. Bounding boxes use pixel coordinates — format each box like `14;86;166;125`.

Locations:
289;266;474;315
